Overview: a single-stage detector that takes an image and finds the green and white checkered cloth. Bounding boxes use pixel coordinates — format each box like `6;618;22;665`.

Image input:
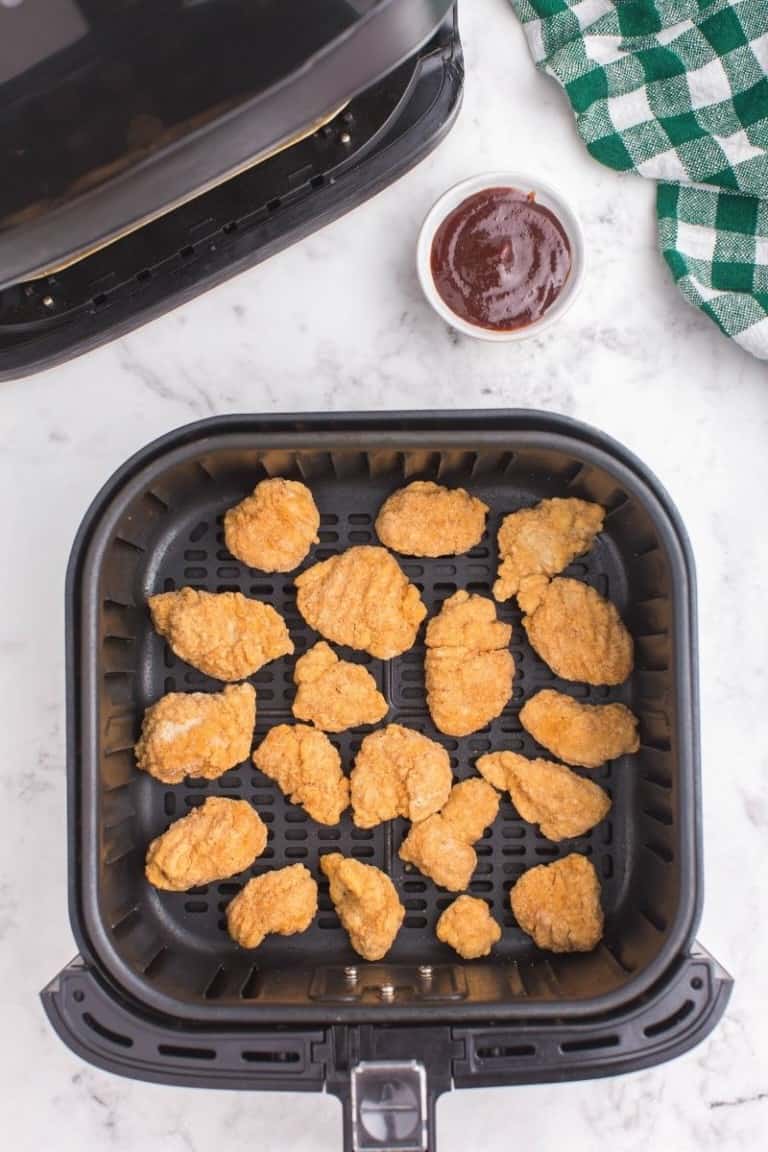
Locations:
510;0;768;358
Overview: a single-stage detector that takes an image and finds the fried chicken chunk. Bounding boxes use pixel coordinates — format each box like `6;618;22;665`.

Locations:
493;497;604;602
425;591;514;737
292;642;388;732
149;588;293;681
226;864;318;949
135;683;256;784
519;577;633;686
477;751;611;841
398;778;499;891
145;797;267;892
320;853;404;960
295;546;427;659
224;478;320;572
436;896;502;959
510;854;604;952
350;724;452;828
375;481;488;557
520;689;639;768
252;723;349;825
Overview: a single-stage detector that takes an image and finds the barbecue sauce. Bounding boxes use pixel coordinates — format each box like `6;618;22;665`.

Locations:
430;187;572;331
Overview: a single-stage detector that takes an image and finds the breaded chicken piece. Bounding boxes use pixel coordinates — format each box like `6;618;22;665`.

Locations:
436;896;502;959
520;689;639;768
493;497;604;602
519;577;633;686
295;546;426;659
320;853;404;961
145;797;267;892
226;864;318;949
398;778;499;891
425;591;514;737
292;642;388;732
149;588;293;681
476;751;610;840
135;683;256;784
350;724;452;828
252;723;349;825
510;854;604;952
224;478;320;572
441;778;500;843
375;481;488;557
399;815;477;891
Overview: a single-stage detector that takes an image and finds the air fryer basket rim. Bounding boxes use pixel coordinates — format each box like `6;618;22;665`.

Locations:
66;410;703;1026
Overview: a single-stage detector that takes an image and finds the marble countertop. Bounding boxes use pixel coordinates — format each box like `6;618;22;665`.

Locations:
1;1;765;1149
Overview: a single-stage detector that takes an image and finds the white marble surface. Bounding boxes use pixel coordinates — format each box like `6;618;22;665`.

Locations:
1;1;766;1148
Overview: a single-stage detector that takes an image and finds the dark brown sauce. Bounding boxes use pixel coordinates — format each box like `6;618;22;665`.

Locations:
430;187;572;331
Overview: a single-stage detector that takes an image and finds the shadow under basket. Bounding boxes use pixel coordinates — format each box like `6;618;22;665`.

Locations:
44;411;731;1151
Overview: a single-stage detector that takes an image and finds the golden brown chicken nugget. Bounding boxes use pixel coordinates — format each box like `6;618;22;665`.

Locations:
476;751;610;840
425;592;514;737
145;797;267;892
350;724;452;829
224;478;320;572
292;641;388;732
520;689;639;768
135;683;256;784
398;779;498;892
295;546;426;659
510;854;604;952
436;896;502;959
375;481;488;557
440;778;500;843
398;815;477;892
320;853;404;961
149;588;293;682
226;864;318;949
493;497;605;602
252;723;349;825
519;577;633;686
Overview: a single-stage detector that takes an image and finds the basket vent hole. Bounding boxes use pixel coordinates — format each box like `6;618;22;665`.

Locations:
643;1000;695;1038
82;1013;133;1048
158;1043;215;1060
560;1034;619;1054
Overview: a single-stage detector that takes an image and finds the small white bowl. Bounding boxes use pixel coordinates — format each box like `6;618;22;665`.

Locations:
417;171;585;342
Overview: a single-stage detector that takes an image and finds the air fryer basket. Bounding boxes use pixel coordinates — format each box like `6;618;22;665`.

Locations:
44;412;731;1150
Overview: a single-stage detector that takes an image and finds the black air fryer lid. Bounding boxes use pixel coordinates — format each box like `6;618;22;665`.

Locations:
0;0;454;289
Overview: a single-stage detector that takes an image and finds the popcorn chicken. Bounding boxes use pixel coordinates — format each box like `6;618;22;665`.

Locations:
375;481;488;557
425;591;514;737
292;641;387;732
520;689;639;768
295;546;426;659
252;723;349;825
398;778;499;892
226;864;318;948
149;588;293;681
436;896;501;959
224;478;319;572
510;854;604;952
519;577;633;686
476;751;611;840
135;683;256;784
350;724;452;828
145;797;266;892
493;497;604;602
320;853;404;961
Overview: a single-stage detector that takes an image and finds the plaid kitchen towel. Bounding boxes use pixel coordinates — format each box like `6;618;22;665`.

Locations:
510;0;768;358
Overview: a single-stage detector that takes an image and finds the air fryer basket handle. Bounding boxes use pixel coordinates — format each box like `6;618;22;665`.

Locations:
42;947;731;1152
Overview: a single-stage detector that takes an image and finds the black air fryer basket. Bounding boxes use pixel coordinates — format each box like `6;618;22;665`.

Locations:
43;411;731;1151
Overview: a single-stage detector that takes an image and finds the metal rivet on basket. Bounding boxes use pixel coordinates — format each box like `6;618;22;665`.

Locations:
344;965;358;982
379;984;395;1002
42;295;55;309
418;964;433;980
340;131;352;145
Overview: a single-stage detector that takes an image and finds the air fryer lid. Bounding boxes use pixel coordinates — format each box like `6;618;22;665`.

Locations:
0;0;455;289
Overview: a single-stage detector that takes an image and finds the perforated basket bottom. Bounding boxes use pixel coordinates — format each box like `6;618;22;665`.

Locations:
112;465;636;986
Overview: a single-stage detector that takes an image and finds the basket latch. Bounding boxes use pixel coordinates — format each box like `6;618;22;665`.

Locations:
349;1060;428;1152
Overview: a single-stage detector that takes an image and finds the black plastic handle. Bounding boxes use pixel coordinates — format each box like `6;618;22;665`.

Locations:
42;945;732;1151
